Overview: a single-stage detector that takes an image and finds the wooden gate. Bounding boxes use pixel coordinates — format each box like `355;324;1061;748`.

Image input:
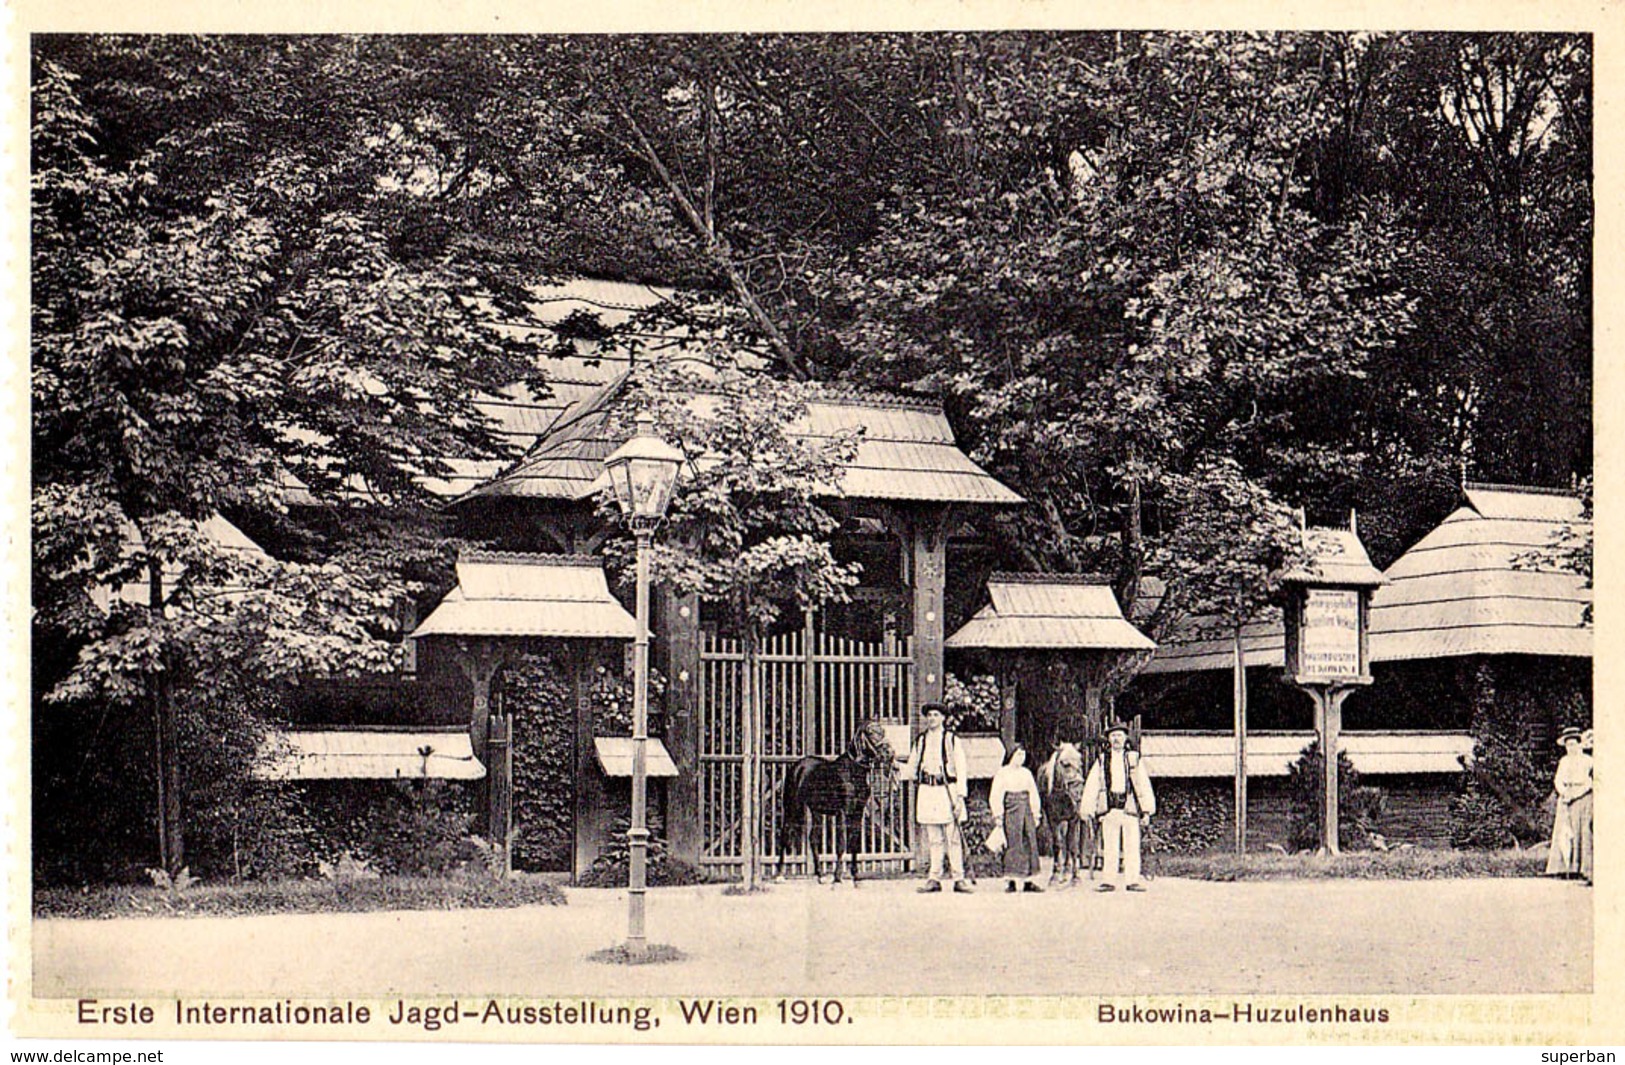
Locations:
697;622;914;876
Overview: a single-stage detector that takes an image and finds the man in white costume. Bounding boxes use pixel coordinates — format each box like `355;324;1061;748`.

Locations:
901;703;973;893
1081;721;1156;892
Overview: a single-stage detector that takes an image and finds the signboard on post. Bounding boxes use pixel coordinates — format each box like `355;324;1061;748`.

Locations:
1299;588;1362;682
1279;520;1385;855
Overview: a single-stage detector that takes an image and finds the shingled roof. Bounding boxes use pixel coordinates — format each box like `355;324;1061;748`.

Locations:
1140;484;1591;674
946;573;1155;651
412;551;636;640
1367;484;1591;662
461;375;1024;507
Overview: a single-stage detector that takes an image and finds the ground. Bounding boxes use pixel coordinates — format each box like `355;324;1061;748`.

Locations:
32;875;1590;998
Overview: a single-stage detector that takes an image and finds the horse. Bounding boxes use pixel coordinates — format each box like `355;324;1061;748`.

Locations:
774;718;899;886
1038;741;1093;885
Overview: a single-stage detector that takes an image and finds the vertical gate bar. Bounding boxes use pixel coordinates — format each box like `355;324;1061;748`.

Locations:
803;609;816;765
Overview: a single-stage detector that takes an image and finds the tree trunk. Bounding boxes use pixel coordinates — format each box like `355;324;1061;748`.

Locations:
1233;623;1248;854
1116;451;1144;616
148;561;184;877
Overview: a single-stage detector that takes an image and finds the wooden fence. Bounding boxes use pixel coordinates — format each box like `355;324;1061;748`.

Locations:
697;623;915;875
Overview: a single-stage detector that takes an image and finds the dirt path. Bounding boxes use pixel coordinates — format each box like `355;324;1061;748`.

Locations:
32;876;1590;998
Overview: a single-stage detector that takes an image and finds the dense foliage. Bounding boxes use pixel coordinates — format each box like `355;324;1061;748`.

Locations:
576;812;707;888
1449;659;1591;849
32;33;1590;880
1143;780;1235;855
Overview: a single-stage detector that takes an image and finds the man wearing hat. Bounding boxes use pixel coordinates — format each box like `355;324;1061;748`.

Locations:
1081;721;1156;892
1547;726;1593;883
901;702;973;893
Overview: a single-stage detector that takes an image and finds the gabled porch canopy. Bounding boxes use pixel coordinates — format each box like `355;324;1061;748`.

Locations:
457;376;1024;508
946;573;1155;747
946;573;1155;652
410;549;637;877
413;550;636;640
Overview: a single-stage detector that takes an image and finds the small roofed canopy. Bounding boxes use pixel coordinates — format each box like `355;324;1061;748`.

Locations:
594;737;680;778
413;550;636;640
946;573;1155;652
255;728;485;781
1282;526;1386;587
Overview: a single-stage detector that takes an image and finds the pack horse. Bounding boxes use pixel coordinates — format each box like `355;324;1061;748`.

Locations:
1039;741;1096;885
775;718;899;885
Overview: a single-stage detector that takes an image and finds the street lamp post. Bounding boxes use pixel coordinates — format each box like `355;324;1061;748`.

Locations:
603;412;684;959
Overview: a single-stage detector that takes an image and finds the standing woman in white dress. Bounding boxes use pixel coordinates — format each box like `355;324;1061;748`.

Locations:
1546;727;1593;880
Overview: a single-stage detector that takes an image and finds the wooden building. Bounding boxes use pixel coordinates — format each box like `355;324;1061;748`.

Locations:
446;375;1022;876
1125;483;1592;849
253;281;1026;880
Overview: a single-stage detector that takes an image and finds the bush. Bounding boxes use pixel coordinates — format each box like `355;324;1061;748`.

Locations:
1450;788;1522;850
1143;779;1233;854
577;812;706;887
1449;660;1590;849
179;700;325;881
358;780;482;876
1286;741;1383;852
33;680;324;886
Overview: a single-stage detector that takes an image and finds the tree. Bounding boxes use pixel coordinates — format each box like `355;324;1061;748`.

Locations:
602;350;861;888
793;34;1414;723
31;38;551;875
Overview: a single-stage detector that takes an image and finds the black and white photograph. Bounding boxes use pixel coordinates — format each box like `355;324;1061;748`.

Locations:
11;19;1611;1050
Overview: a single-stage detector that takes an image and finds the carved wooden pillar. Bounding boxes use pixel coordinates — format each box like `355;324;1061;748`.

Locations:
455;638;511;874
573;642;611;881
910;508;948;720
661;587;703;865
909;507;949;869
998;665;1018;751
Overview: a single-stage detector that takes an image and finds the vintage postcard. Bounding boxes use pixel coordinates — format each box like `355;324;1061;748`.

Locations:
5;0;1619;1053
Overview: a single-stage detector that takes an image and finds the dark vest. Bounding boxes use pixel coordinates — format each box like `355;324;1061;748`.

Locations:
913;730;958;785
1104;750;1143;811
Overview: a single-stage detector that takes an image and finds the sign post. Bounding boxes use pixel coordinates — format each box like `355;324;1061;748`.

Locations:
1281;517;1385;856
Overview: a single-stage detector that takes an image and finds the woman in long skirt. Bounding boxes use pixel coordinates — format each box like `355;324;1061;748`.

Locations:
990;744;1044;893
1547;727;1594;880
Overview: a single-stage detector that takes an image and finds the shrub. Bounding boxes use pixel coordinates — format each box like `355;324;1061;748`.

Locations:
358;780;482;876
1286;740;1382;852
577;812;706;887
33;679;324;886
179;700;325;881
1143;779;1233;854
1449;660;1590;849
